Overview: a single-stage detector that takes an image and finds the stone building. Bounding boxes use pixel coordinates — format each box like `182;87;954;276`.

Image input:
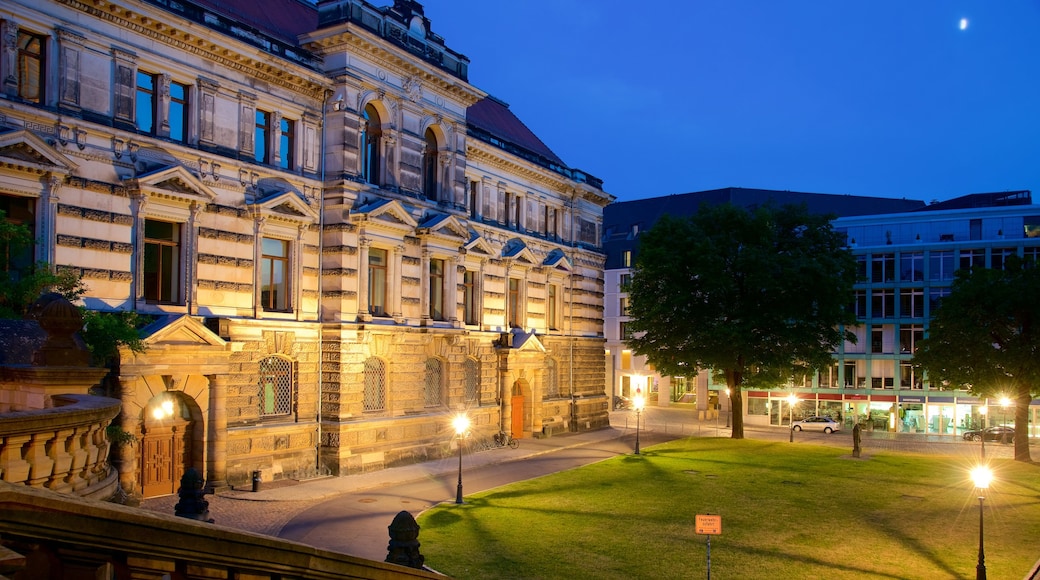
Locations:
0;0;611;499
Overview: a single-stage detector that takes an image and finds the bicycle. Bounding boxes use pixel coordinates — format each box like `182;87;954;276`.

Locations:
493;431;520;449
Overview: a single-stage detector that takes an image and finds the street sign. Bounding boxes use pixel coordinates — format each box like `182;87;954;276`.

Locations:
696;514;722;535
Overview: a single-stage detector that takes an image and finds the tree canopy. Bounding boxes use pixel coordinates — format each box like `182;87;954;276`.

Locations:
913;256;1040;462
626;202;858;438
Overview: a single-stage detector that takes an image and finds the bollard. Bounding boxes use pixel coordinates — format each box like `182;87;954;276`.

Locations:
251;470;261;492
386;510;425;569
174;468;213;522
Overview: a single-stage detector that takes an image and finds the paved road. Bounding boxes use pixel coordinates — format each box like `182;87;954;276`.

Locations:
139;406;1022;562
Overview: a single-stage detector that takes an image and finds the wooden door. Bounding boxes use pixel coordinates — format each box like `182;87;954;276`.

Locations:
511;394;524;439
141;421;190;498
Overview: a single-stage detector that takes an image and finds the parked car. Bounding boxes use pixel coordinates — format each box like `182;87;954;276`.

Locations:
962;426;1014;443
613;395;632;410
791;416;842;433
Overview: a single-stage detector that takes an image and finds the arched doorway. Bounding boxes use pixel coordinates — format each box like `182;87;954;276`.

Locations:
140;393;194;498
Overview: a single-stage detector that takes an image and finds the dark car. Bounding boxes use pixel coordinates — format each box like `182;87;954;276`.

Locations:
962;426;1014;443
613;395;632;410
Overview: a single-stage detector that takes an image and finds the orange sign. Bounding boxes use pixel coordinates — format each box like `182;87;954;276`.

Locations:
696;514;722;535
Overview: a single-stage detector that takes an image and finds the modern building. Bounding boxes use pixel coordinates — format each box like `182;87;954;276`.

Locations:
603;187;1039;437
1;0;611;499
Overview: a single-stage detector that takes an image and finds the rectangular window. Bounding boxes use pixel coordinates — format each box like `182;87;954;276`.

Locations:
255;109;272;164
143;219;181;304
959;249;984;272
929;288;950;310
621;350;632;370
855;255;867;282
622;250;632;268
871;253;895;283
169;80;189;143
547;283;558;330
1024;247;1040;265
469;181;479;219
620;321;634;340
871;327;883;353
368;248;387;316
900;252;923;282
1025;216;1040;238
929;250;954;281
871;290;894;318
507;277;522;327
0;195;36;279
17;30;46;103
844;363;857;388
970;218;982;241
900;363;922;389
577;218;598;245
429;258;445;321
899;288;924;318
899;324;924;353
620;296;630;316
854;290;867;318
260;238;289;311
136;71;157;134
463;270;478;325
279;117;294;169
991;248;1015;271
619;273;631;289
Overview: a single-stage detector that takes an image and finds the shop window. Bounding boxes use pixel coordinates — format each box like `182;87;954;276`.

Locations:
258;356;294;417
143;219;181;304
260;237;290;311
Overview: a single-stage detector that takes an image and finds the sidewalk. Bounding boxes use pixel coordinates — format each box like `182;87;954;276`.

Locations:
222;426;629;503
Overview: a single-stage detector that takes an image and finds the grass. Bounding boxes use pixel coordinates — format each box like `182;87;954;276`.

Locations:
417;438;1040;580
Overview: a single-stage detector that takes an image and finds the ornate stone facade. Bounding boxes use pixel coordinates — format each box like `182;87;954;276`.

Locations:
0;0;612;498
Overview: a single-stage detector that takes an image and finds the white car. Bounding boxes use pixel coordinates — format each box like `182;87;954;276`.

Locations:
791;416;842;433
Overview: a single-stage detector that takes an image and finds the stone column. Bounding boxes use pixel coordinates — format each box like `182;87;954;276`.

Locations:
206;374;228;491
117;374;143;499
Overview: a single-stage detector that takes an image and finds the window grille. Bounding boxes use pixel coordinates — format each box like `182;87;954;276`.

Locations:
464;358;479;403
424;358;443;407
363;358;386;411
258;356;293;417
545;358;559;399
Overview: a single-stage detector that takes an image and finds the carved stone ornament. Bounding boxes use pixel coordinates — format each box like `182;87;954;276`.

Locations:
403;75;422;103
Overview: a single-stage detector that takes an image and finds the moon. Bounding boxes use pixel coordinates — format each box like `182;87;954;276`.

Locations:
959;18;968;31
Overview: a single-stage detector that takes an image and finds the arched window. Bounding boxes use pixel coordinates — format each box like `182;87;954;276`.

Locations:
258;355;295;417
464;357;480;403
422;128;439;201
545;358;559;399
361;104;382;185
424;357;443;407
363;357;386;412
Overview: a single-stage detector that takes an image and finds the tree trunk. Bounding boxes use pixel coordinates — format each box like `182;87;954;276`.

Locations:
1014;387;1032;462
726;369;744;439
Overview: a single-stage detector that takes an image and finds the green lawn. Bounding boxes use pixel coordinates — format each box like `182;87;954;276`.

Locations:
417;438;1040;580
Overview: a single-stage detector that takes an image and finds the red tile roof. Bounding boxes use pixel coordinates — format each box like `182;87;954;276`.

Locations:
192;0;317;44
467;97;562;165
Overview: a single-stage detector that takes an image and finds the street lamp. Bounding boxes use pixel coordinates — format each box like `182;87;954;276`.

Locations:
452;413;470;504
999;396;1011;445
633;391;645;454
970;465;993;580
787;394;798;443
725;388;731;428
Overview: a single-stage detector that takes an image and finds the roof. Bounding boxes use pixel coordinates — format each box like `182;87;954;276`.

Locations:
188;0;317;44
914;190;1032;212
466;97;563;166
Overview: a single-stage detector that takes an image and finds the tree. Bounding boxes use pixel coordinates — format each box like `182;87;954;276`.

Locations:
913;256;1039;462
626;202;858;438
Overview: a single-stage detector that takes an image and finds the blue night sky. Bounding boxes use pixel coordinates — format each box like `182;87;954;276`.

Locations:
416;1;1040;203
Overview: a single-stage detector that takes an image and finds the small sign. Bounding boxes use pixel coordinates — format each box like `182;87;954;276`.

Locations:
696;514;722;535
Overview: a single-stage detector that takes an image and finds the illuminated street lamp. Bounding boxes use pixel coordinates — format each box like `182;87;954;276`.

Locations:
787;394;798;443
633;391;645;454
452;413;470;504
999;396;1011;445
725;388;732;428
970;465;993;580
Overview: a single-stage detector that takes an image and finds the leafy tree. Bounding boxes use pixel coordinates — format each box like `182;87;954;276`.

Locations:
626;202;858;438
913;256;1039;462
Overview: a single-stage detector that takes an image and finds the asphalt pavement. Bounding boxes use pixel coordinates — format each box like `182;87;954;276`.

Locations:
139;406;1022;562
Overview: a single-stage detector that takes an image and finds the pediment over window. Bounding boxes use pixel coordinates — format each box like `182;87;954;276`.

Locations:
463;232;495;256
350;197;418;231
139;315;226;348
542;248;573;271
417;213;470;241
501;329;546;352
126;149;216;206
0;128;78;175
249;179;318;226
502;238;537;265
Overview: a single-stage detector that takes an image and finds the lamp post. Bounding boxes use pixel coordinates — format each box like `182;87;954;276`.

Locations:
970;465;993;580
787;394;798;443
725;388;731;428
979;402;987;459
633;391;645;454
452;413;469;504
999;396;1011;445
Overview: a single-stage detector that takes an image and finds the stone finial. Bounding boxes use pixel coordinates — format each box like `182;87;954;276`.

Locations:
29;292;90;367
174;468;213;523
386;510;424;569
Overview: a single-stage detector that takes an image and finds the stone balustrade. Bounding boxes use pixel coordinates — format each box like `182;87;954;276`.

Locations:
0;394;121;499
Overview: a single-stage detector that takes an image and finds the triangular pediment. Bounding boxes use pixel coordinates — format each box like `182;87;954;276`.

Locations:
507;329;546;352
249;181;318;226
130;164;217;205
351;198;419;230
543;248;573;271
417;213;470;240
464;233;495;256
502;238;537;265
0;128;78;174
140;315;226;347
